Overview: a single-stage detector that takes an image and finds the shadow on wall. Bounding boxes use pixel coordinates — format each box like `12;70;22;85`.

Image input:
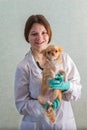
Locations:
78;129;87;130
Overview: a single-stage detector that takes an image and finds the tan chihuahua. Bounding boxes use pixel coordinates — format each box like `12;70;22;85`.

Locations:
38;45;65;123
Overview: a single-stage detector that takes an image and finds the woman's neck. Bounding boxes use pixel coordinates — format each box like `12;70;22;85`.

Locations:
31;48;44;61
31;48;46;67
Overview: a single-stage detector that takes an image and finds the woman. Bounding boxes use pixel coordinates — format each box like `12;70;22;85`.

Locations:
14;14;82;130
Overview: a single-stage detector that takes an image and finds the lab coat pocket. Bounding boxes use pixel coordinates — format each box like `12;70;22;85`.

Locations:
20;121;36;130
30;70;42;87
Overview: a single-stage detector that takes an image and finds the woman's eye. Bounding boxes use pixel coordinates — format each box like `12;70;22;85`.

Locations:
42;32;47;35
30;31;47;36
31;33;38;36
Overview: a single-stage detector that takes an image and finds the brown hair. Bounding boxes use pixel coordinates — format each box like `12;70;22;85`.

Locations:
24;14;52;43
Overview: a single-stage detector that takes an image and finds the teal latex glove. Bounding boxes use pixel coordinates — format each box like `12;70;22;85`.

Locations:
53;98;60;110
55;73;64;81
48;73;70;91
43;98;60;111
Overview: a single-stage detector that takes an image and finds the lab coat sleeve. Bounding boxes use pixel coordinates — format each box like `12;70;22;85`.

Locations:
14;64;44;117
62;53;82;101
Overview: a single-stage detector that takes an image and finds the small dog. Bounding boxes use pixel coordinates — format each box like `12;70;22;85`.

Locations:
38;45;65;123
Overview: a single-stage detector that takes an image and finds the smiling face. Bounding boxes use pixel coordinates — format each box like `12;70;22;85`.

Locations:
28;23;49;52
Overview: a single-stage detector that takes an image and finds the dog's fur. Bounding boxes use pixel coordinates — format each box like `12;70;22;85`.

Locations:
38;45;65;123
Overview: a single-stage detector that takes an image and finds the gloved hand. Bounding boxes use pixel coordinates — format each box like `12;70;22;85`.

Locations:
43;98;60;111
53;98;60;110
48;73;70;91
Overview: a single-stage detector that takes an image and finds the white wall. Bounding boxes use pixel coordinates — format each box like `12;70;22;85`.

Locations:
0;0;87;129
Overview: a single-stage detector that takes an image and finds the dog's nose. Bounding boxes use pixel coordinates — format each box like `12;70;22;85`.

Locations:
51;52;55;56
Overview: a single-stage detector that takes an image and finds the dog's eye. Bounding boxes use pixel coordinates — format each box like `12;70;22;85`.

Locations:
47;51;50;54
55;50;58;53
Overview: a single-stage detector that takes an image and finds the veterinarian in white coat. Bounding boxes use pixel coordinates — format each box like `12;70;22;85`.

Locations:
14;14;82;130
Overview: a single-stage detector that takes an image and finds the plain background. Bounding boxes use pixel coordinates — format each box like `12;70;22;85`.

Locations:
0;0;87;130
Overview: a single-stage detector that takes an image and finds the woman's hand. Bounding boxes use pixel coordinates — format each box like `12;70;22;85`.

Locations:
43;98;60;110
48;73;70;91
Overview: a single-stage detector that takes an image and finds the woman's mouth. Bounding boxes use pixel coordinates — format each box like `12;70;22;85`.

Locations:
35;41;44;45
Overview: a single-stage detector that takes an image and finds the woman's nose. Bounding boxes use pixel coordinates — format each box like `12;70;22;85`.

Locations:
37;34;42;40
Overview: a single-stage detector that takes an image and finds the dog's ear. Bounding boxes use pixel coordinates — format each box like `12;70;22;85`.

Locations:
41;49;46;57
57;46;63;63
58;46;63;52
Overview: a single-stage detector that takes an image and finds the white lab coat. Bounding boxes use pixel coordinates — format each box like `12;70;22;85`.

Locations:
14;49;82;130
